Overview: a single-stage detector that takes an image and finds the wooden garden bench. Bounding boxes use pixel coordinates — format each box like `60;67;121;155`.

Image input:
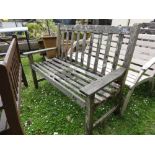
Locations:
0;36;28;135
70;23;155;116
24;24;140;134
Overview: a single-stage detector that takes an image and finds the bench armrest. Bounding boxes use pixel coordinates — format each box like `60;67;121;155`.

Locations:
23;47;57;55
142;57;155;70
80;67;126;96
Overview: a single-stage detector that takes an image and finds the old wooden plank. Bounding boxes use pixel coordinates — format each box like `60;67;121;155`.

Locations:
87;33;94;70
52;58;100;80
57;24;61;57
75;32;80;62
60;31;65;59
112;34;124;70
81;32;87;66
69;32;75;62
65;31;69;60
94;34;102;73
60;25;131;35
123;24;141;68
32;64;86;107
101;34;113;75
80;68;126;96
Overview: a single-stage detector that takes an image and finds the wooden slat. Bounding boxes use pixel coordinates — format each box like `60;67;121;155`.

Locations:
94;34;102;73
60;31;65;59
53;58;99;80
45;61;110;103
60;25;131;35
69;32;74;62
65;31;69;60
87;33;94;70
57;24;61;57
101;34;113;75
32;64;86;107
81;32;87;66
112;34;124;70
75;32;80;62
123;24;140;68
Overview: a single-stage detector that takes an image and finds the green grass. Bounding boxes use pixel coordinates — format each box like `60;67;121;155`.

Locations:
20;55;155;135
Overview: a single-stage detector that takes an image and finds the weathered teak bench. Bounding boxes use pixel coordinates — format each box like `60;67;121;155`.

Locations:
25;24;140;134
0;36;28;134
70;23;155;115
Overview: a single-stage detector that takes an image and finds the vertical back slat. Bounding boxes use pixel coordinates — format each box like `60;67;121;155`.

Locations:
86;33;94;70
112;34;124;70
123;24;140;68
94;34;103;73
101;33;113;75
61;31;64;59
75;32;80;62
69;31;75;62
65;31;69;60
57;24;61;57
81;32;86;66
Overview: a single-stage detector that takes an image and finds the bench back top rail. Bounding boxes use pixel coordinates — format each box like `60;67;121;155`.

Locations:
57;24;140;75
0;36;23;134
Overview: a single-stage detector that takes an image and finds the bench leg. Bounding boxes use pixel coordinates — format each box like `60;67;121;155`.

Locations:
28;55;38;89
21;66;28;87
85;94;94;135
120;88;134;115
31;69;38;89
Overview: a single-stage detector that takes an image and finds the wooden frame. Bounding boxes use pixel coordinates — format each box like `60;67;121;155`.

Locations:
24;24;140;134
0;36;28;135
70;23;155;116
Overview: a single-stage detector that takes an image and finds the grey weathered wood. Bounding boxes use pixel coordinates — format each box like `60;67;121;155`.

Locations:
32;64;86;107
69;32;75;62
23;47;57;55
57;24;61;57
26;24;141;134
65;31;69;60
81;32;87;66
123;24;140;68
112;34;124;70
60;31;65;59
94;34;102;73
87;33;94;70
85;94;94;135
80;68;126;96
60;25;131;35
28;54;38;88
101;34;113;75
75;32;80;62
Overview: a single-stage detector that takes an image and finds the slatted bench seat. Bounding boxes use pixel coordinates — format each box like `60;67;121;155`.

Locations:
0;36;28;135
32;58;121;107
25;24;140;134
70;23;155;115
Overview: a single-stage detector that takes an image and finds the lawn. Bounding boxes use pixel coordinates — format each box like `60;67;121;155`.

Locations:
20;55;155;135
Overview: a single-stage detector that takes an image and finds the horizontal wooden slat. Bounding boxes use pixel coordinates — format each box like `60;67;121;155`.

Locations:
60;25;131;35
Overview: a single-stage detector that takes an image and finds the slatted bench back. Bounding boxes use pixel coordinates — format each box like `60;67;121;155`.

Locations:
0;37;23;134
101;23;155;86
57;24;140;76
